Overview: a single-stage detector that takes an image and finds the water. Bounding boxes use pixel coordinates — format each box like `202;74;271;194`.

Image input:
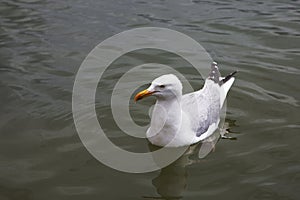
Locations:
0;0;300;199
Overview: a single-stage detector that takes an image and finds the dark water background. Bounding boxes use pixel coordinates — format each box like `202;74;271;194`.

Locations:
0;0;300;199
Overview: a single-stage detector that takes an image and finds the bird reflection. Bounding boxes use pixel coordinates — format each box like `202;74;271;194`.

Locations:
144;122;235;200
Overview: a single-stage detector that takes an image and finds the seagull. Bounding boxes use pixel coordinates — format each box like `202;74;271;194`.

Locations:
134;62;237;147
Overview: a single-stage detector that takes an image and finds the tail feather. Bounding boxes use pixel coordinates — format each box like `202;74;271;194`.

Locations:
208;62;221;84
208;62;237;86
208;62;237;107
220;71;237;85
220;71;237;107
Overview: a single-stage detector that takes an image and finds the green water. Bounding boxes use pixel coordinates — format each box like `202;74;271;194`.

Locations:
0;0;299;199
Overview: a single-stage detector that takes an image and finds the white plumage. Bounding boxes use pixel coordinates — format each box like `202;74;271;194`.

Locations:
134;62;236;147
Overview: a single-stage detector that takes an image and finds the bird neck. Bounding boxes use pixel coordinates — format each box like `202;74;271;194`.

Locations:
153;97;182;127
156;97;181;110
147;97;183;143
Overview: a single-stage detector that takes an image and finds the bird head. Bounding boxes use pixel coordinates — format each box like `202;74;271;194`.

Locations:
134;74;183;102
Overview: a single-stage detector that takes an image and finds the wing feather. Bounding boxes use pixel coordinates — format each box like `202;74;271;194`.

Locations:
182;81;220;137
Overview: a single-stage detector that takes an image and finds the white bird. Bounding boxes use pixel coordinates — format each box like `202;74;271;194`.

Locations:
134;62;237;147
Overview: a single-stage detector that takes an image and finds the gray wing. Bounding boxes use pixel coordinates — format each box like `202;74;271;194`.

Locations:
182;81;220;137
195;98;219;137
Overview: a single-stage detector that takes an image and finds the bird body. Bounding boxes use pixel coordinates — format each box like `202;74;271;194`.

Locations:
134;62;236;147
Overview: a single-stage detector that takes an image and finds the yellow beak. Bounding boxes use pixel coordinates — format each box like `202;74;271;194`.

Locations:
134;89;155;102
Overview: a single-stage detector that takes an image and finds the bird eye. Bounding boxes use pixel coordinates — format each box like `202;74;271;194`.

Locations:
159;85;165;88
